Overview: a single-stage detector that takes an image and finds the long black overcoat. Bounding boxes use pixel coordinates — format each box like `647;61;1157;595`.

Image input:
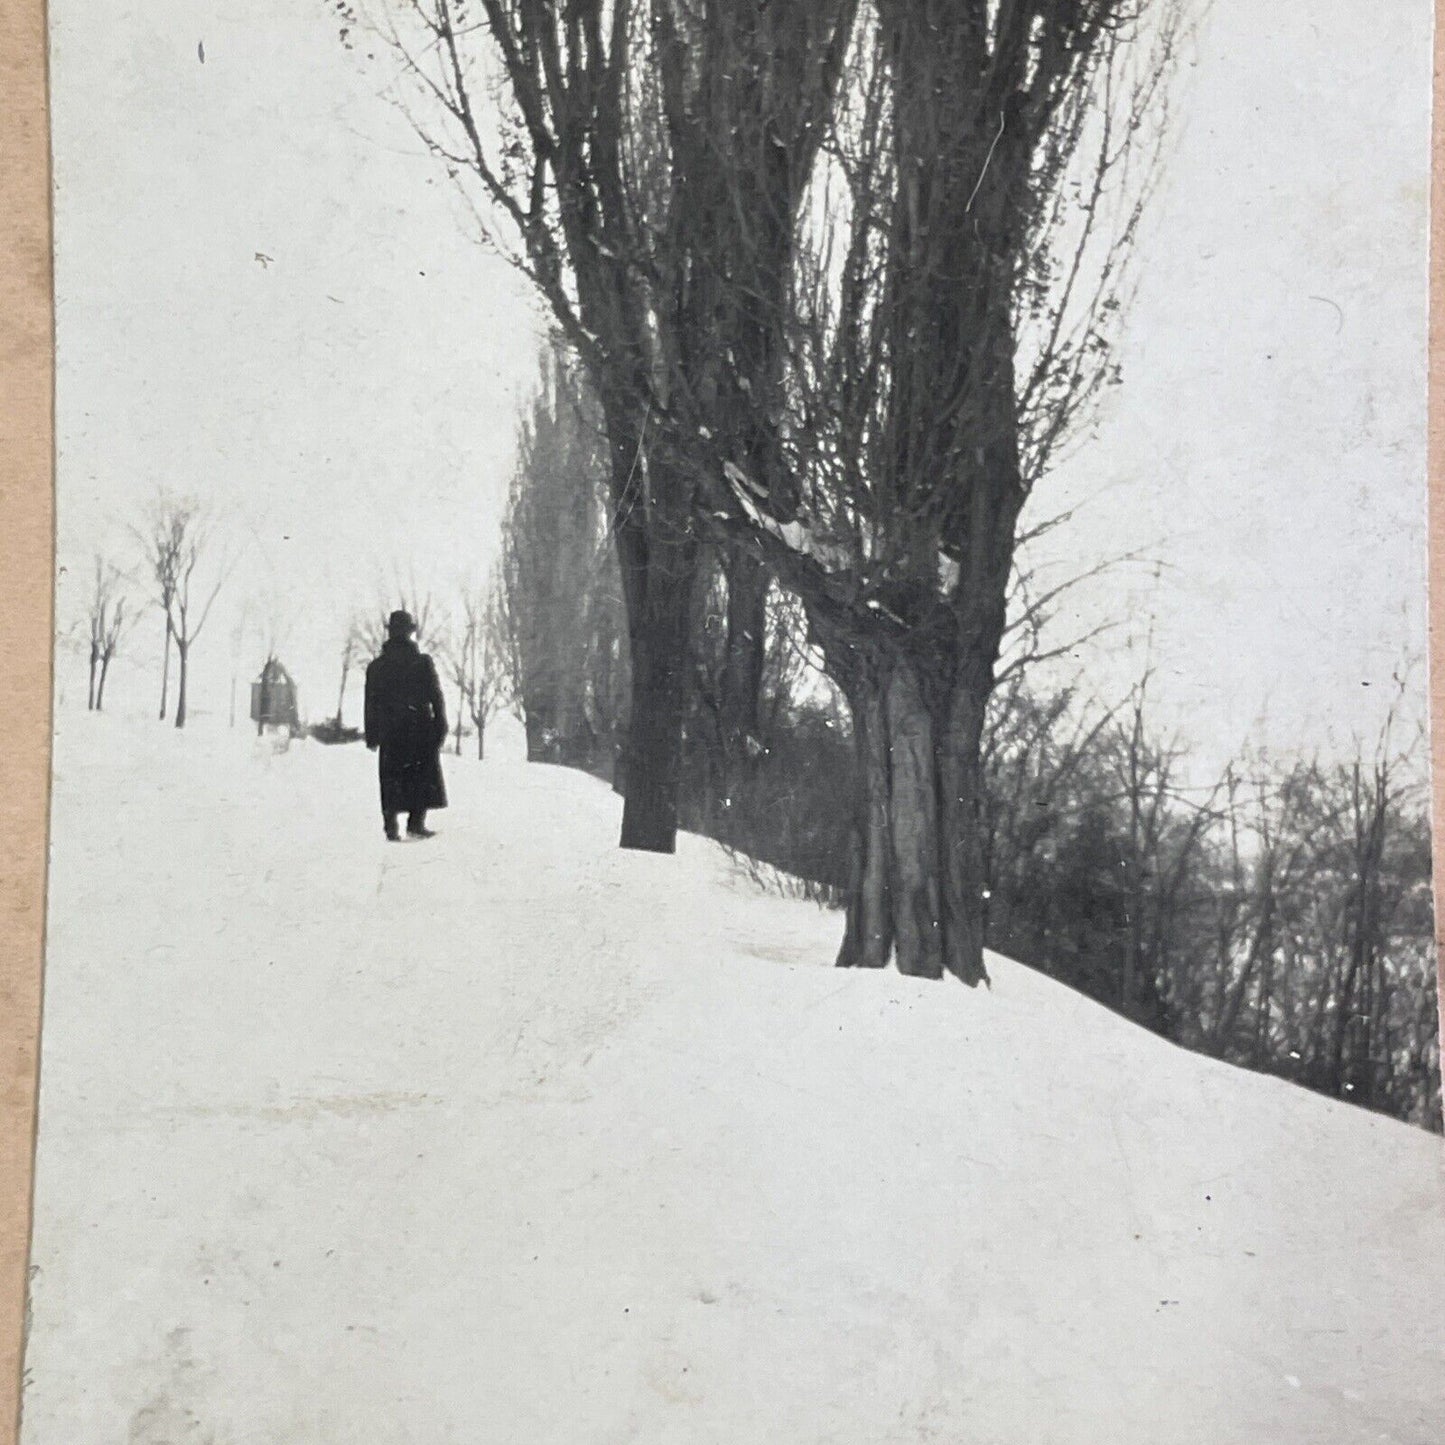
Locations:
363;637;448;815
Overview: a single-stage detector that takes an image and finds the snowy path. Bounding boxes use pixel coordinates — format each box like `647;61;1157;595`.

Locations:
24;714;1445;1444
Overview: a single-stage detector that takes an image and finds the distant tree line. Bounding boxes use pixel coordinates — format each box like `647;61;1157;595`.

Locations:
979;673;1439;1130
82;492;516;748
78;493;231;728
496;346;1440;1132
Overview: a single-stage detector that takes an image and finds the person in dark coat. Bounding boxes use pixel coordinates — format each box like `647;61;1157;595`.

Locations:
364;610;448;841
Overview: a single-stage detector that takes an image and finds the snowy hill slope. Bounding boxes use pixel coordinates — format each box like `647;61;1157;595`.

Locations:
24;712;1445;1444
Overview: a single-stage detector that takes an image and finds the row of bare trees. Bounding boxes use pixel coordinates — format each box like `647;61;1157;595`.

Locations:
438;587;512;759
491;379;1441;1128
491;345;854;899
497;350;628;770
336;0;1186;985
979;672;1440;1128
86;493;514;742
79;494;231;727
491;341;1439;1128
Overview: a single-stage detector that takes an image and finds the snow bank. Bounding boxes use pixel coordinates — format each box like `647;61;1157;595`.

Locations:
23;712;1445;1444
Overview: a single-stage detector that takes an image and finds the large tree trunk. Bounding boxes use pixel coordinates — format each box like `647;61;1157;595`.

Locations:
613;504;698;853
96;654;112;712
884;662;946;978
720;546;768;747
618;565;697;853
87;646;98;711
834;645;991;986
935;672;991;987
174;640;189;729
837;670;893;970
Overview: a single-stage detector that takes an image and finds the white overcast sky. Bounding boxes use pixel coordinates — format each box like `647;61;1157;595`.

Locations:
49;0;1433;775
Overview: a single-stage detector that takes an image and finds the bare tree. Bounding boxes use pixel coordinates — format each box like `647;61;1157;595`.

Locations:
441;584;512;760
977;660;1439;1128
334;617;364;727
137;496;231;729
703;2;1184;982
140;512;182;721
474;589;516;760
85;555;137;711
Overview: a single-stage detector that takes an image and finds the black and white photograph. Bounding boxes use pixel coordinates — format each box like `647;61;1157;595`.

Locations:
22;1;1445;1441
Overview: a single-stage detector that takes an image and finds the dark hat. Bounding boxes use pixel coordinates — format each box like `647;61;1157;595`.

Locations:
387;609;417;637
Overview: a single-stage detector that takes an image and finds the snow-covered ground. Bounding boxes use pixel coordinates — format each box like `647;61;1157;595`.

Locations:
23;709;1445;1444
